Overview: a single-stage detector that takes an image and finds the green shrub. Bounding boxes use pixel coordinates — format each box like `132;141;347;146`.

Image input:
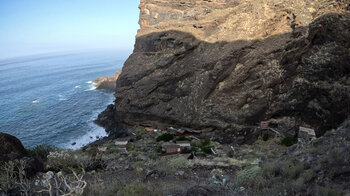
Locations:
281;136;294;147
46;150;100;172
201;146;212;154
262;161;281;177
227;150;235;158
104;183;123;196
83;182;122;196
174;136;192;142
328;149;342;164
127;144;136;151
133;161;146;174
263;133;270;141
46;150;106;172
196;151;206;157
28;144;60;161
182;147;192;153
134;128;147;141
291;177;306;193
235;166;265;188
280;160;304;179
169;156;188;168
301;169;314;182
317;186;343;196
154;146;163;153
117;182;158;196
201;139;211;147
157;158;176;174
46;150;78;171
200;139;212;154
135;128;147;136
107;148;119;154
156;133;174;142
136;135;142;141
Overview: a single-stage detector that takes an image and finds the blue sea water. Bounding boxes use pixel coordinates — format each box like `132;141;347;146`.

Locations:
0;50;128;149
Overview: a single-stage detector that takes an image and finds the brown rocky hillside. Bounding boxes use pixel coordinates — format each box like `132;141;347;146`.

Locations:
97;0;350;143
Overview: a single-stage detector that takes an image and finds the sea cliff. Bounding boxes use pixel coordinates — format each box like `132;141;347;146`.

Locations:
97;0;350;143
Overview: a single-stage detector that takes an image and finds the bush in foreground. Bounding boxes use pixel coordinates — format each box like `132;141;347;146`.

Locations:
117;182;159;196
281;136;294;147
235;166;265;188
156;133;174;142
28;144;60;161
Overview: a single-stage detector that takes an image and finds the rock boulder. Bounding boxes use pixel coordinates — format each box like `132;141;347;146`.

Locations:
0;132;27;158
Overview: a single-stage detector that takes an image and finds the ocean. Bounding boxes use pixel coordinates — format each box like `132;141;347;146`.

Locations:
0;50;128;149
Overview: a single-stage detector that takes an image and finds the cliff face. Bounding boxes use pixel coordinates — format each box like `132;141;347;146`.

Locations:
98;0;350;143
138;0;346;41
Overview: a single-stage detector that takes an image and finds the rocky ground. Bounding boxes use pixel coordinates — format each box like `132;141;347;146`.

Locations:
82;120;350;195
1;119;350;195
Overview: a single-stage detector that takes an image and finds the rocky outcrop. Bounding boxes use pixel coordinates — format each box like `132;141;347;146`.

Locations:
98;0;350;143
0;132;27;159
93;71;121;91
0;133;44;178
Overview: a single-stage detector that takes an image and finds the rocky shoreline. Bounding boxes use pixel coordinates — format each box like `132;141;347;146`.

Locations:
92;70;121;91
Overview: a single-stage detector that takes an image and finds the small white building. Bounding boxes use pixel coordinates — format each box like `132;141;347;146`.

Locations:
298;126;316;142
176;141;191;148
115;140;128;146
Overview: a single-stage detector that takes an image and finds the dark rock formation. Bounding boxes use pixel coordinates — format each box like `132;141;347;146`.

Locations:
97;0;350;143
0;132;27;159
93;70;121;91
0;133;44;176
95;104;132;138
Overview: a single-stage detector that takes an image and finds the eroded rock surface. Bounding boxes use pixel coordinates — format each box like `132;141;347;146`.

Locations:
97;0;350;143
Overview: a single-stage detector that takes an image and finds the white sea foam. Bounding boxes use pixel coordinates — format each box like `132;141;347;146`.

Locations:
84;83;97;91
84;86;97;91
74;85;81;89
64;124;108;150
62;98;114;150
86;81;94;84
58;94;67;101
32;99;42;104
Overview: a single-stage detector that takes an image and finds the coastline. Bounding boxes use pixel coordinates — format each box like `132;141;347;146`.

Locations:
92;70;121;91
0;52;124;149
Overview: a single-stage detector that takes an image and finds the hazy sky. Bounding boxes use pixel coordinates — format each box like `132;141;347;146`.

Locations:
0;1;140;59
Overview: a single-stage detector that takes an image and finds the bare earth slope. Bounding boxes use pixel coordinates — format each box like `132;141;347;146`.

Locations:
97;0;350;143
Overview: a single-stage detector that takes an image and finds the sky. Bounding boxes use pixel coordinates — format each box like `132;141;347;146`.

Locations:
0;0;140;59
